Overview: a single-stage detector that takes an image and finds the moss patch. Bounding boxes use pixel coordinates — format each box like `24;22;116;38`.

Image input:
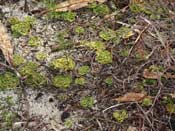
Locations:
113;110;128;123
96;50;112;64
78;66;90;75
81;41;106;51
80;96;95;108
12;54;25;67
51;56;75;71
18;62;46;87
52;75;72;89
75;26;85;35
9;16;35;37
28;36;41;47
75;77;86;86
99;28;116;41
0;72;19;89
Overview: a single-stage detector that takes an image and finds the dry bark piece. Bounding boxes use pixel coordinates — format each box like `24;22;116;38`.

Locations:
115;92;146;102
0;22;13;65
56;0;107;12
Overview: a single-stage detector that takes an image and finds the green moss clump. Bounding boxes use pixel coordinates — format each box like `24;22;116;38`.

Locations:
12;54;25;67
142;97;152;107
11;22;31;37
78;66;90;75
10;16;35;37
19;62;46;87
99;28;116;41
52;75;72;89
96;50;112;64
64;119;73;128
104;77;113;86
51;56;75;71
25;72;46;88
0;72;19;89
75;77;86;86
82;41;106;51
75;26;85;35
35;52;47;61
80;96;95;108
19;62;38;76
28;36;41;47
93;4;110;16
113;110;128;123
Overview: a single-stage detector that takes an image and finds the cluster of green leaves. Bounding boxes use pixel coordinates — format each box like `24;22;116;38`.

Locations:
19;62;46;88
8;16;35;37
0;72;19;89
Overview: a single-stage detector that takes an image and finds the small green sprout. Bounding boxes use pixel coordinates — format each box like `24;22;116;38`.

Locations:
78;66;90;75
143;79;157;85
80;96;95;108
0;72;19;89
75;26;85;35
51;56;75;71
99;28;116;41
142;97;152;107
93;4;110;16
35;52;47;61
96;50;112;64
64;119;73;128
52;75;72;89
28;36;41;47
104;77;113;86
113;110;128;123
12;54;25;67
75;77;86;86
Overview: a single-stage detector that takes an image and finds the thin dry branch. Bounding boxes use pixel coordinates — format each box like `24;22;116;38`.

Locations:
55;0;107;12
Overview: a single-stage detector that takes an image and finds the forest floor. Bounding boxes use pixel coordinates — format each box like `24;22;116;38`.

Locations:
0;0;175;131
